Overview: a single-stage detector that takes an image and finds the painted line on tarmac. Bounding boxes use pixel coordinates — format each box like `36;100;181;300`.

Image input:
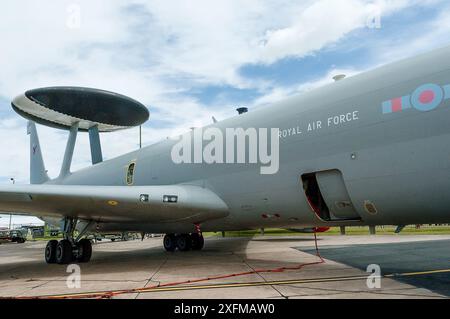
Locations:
9;267;450;299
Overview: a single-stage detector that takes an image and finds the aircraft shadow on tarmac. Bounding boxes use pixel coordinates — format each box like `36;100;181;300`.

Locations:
297;239;450;297
0;236;321;283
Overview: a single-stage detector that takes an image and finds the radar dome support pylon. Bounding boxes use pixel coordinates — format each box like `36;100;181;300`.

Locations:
59;122;79;179
88;125;103;165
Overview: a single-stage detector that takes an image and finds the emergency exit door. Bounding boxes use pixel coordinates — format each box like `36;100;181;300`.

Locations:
301;169;361;221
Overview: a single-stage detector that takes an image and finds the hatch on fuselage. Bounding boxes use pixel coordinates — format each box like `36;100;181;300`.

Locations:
301;170;361;222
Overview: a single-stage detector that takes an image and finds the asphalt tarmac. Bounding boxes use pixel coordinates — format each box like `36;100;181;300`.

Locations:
0;234;448;299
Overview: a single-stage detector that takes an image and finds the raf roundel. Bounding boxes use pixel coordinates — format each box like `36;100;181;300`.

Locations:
382;83;450;114
410;83;444;112
11;87;149;132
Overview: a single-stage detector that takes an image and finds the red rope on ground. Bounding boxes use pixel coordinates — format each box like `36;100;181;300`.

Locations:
27;233;325;299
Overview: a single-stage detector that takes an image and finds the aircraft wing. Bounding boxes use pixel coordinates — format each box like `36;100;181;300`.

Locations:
0;184;229;224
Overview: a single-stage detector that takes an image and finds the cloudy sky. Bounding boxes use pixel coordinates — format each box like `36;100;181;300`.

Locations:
0;0;449;226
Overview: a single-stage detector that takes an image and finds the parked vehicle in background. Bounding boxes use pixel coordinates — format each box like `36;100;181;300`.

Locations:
105;234;122;242
10;230;26;243
0;230;9;242
95;232;141;242
49;229;60;237
0;230;26;244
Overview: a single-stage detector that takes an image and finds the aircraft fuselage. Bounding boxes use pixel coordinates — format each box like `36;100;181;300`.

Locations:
50;46;450;233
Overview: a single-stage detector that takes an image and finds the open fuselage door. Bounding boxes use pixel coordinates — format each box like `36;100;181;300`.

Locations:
301;169;361;222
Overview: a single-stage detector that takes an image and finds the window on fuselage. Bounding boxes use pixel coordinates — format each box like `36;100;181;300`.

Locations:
126;162;136;185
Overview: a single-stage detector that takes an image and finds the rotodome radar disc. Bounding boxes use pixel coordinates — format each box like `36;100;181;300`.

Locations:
11;87;149;132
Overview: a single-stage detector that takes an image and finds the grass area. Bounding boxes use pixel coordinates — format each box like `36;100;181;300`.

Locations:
205;225;450;238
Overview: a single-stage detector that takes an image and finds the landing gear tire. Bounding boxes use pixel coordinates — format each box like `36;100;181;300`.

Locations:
44;218;96;264
163;234;177;252
191;233;204;250
45;240;58;264
76;239;92;263
176;234;192;252
56;239;73;264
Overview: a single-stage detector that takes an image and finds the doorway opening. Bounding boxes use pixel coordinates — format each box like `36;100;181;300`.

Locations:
301;170;361;222
301;173;331;221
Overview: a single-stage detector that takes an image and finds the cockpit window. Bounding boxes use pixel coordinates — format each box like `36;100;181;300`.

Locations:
126;162;136;185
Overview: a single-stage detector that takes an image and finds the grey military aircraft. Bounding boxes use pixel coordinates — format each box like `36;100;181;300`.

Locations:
1;45;450;264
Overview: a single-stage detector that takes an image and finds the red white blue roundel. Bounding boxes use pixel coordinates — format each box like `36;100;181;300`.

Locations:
411;84;443;111
382;83;450;114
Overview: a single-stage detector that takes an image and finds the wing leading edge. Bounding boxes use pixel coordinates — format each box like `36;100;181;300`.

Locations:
0;184;229;224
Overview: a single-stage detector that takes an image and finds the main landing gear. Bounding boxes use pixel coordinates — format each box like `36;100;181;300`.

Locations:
163;233;205;252
45;218;93;264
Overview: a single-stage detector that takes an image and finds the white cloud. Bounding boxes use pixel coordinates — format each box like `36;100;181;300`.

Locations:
372;3;450;63
0;0;423;104
132;0;418;86
252;67;364;107
258;0;370;64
